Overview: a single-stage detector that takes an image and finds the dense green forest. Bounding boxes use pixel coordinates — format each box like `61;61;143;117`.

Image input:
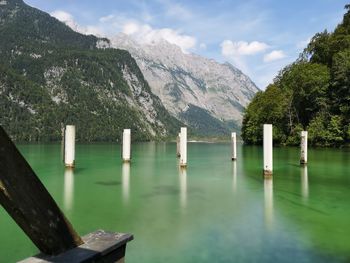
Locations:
0;0;182;141
179;104;240;136
242;5;350;147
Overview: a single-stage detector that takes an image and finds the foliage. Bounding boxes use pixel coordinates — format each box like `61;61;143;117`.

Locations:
331;50;350;118
0;0;183;142
242;5;350;147
242;84;290;144
179;104;233;136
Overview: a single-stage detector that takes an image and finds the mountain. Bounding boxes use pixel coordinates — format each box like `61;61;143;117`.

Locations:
0;0;182;141
111;33;259;135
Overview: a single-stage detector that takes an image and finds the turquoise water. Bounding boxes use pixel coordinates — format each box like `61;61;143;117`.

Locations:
0;142;350;262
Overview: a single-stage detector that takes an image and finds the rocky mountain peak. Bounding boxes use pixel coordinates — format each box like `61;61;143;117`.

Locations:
110;33;259;133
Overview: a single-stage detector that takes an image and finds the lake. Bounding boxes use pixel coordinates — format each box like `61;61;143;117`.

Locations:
0;142;350;262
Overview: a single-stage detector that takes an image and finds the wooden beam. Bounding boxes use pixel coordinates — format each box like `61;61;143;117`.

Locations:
20;230;134;263
0;126;83;255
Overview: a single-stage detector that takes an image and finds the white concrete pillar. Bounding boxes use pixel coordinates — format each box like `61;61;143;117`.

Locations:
180;127;187;167
122;129;131;162
231;132;237;161
64;125;75;168
176;133;181;157
263;124;273;176
300;131;308;165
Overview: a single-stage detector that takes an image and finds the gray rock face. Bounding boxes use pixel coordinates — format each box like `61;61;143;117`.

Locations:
0;0;183;141
111;33;260;129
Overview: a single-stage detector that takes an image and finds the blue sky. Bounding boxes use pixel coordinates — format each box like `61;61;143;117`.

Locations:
25;0;348;89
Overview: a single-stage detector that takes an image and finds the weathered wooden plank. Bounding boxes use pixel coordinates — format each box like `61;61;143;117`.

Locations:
19;230;134;263
0;126;83;255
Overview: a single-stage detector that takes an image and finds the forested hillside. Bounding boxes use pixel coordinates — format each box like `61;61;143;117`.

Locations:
242;5;350;147
0;0;182;141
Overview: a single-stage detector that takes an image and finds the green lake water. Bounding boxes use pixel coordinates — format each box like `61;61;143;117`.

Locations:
0;142;350;262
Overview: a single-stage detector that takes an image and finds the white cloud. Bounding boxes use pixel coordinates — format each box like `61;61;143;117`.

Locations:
50;10;80;31
263;50;286;62
51;10;106;36
99;14;115;23
84;25;105;36
221;40;269;56
220;40;269;76
123;22;140;35
51;9;196;53
121;22;196;53
199;43;207;50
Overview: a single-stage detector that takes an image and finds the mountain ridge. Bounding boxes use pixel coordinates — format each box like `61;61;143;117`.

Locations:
0;0;182;141
0;0;259;140
110;33;259;134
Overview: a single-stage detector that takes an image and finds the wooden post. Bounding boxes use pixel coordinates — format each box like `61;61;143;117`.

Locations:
231;132;237;161
263;124;273;177
0;126;83;255
300;131;308;165
64;125;75;168
179;127;187;167
176;133;181;157
122;129;131;162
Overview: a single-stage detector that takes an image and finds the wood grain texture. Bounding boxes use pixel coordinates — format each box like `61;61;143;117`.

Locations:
19;230;133;263
0;126;83;255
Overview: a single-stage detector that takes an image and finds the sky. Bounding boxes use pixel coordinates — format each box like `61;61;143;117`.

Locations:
25;0;349;89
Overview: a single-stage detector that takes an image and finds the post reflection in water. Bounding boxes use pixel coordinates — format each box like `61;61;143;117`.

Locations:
301;166;309;202
232;161;237;193
63;168;74;211
179;167;187;210
264;178;274;229
122;162;130;203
